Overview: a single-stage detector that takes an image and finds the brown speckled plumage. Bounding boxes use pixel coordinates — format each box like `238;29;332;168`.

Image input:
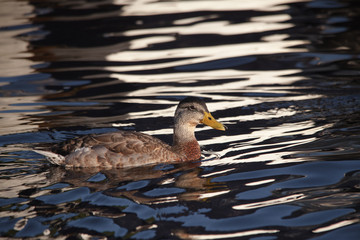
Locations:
55;131;182;168
35;97;225;168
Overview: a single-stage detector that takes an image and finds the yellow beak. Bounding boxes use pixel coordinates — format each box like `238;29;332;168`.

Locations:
200;112;226;131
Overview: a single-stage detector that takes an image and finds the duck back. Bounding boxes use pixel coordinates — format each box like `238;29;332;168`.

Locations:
54;131;182;168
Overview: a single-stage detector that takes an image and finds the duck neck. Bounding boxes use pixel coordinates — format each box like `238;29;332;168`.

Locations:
172;123;201;161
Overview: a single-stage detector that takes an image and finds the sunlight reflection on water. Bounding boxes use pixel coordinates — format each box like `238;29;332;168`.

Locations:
1;0;360;238
119;0;309;15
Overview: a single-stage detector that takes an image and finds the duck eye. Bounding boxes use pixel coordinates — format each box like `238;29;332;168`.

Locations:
187;106;196;110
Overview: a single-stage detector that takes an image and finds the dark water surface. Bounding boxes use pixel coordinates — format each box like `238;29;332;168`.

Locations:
1;0;360;239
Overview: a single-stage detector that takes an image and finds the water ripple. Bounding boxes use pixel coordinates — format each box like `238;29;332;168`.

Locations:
1;0;360;238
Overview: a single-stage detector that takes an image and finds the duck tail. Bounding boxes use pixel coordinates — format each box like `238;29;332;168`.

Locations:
33;149;65;166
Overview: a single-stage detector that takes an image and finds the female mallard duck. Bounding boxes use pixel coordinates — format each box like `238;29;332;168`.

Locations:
35;97;225;168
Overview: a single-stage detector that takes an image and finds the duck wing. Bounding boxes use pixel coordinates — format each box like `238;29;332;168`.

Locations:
55;131;181;168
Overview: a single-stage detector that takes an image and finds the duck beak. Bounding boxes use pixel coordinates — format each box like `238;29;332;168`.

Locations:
201;112;226;131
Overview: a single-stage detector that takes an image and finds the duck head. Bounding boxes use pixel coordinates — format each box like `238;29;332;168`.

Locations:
174;97;226;131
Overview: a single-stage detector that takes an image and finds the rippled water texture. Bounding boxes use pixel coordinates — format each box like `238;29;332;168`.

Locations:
1;0;360;239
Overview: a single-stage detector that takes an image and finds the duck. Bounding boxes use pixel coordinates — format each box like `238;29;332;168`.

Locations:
34;97;225;168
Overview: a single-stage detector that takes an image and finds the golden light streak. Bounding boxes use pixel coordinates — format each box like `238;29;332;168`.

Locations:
233;193;306;210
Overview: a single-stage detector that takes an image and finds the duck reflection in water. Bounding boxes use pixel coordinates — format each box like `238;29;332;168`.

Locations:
45;161;224;204
35;97;225;168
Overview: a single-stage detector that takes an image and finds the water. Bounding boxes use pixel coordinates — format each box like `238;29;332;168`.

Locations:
0;0;360;239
